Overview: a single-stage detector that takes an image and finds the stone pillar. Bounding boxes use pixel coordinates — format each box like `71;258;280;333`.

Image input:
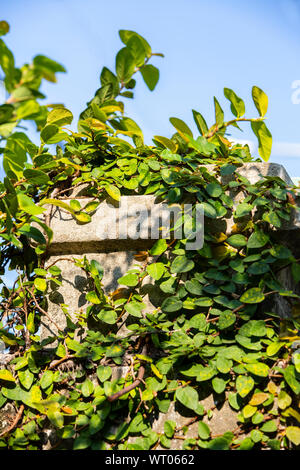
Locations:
40;163;299;445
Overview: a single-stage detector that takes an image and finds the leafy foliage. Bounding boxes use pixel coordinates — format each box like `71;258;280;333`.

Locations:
0;21;299;451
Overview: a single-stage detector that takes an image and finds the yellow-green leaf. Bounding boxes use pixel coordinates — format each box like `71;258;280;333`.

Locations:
252;86;268;117
245;362;269;377
249;392;269;406
105;184;121;201
47;107;73;127
286;426;300;446
0;369;15;382
243;404;257;418
251;120;272;162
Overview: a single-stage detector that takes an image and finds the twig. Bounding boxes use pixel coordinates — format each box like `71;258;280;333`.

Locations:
26;287;63;334
0;404;24;438
48;354;75;370
107;337;149;402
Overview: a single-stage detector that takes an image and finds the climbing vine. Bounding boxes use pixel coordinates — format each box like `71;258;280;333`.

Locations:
0;20;300;450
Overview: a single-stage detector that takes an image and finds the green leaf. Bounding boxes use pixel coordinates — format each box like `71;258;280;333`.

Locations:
118;273;139;287
245;362;269;377
235;202;253;218
161;296;183;313
260;419;277;433
34;277;47;292
240;288;265;304
197;366;216;382
247;230;269;249
266;342;284;356
97;366;112;383
18;369;34;390
164;420;176;439
69;200;81;212
243;404;257;419
75;212;91;224
47;410;64;429
119;30;152;58
19;225;46;245
216;356;232;374
252;86;268;117
202;202;217;218
89;414;103;435
116;47;135;83
105;184;121;201
86;291;101;304
98;309;117;324
207;437;229;450
239;320;267;337
213;97;224;126
205;183;222;198
294;353;300;373
212;377;226;394
226;234;247;248
169;117;193;138
40;371;54;390
17;193;45;216
170;255;194;273
140;64;159;91
23;169;50;185
126;35;146;67
153;135;176;152
236;375;255;397
283;365;300;395
238;437;254;450
0;369;15;382
0;21;10;36
149;239;168;256
198;421;210;440
73;436;92;450
33;54;66;79
286;426;300;446
192;109;208;136
175;386;199;412
218;311;236;330
278;390;292;410
47;107;73;127
26;310;35;334
224;88;245;117
185;279;203;296
146;262;165;280
81;379;94;397
251;120;272;162
125;301;145;318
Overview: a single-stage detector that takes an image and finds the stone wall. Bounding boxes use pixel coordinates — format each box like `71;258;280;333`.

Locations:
1;162;299;447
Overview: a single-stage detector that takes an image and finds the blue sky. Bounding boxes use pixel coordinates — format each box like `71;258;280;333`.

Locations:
2;0;300;178
2;0;300;286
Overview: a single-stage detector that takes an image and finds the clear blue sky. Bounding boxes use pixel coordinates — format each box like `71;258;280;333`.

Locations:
2;0;300;178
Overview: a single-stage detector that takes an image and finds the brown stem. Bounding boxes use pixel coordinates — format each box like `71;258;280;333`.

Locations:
48;354;75;370
107;337;149;402
0;404;24;438
25;287;63;334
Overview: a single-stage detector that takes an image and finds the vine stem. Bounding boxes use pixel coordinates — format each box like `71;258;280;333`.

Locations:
205;117;263;139
48;354;75;370
25;287;63;334
107;336;149;402
0;405;24;438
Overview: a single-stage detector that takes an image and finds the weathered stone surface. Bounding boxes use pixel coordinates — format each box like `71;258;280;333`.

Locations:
0;403;16;435
151;397;239;450
47;164;299;255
